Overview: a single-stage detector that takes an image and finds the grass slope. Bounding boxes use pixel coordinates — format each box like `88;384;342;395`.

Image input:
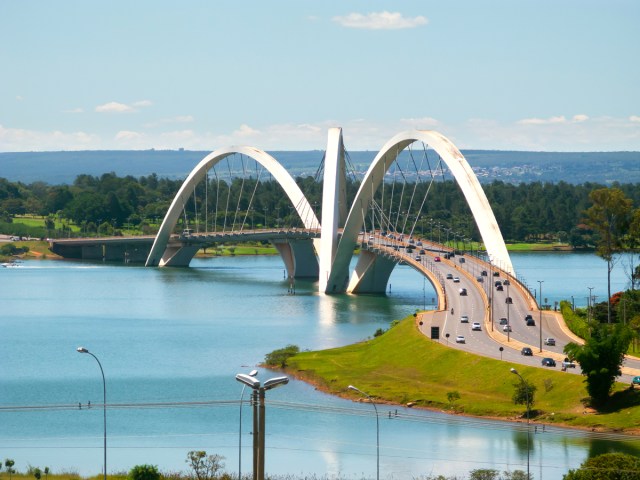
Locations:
286;317;640;433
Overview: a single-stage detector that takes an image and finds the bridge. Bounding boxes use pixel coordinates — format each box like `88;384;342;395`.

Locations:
48;128;640;379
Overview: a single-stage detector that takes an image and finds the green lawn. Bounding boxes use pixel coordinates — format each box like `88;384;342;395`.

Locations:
285;316;640;432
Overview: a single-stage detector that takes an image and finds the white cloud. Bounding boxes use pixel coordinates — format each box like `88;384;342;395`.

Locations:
95;102;135;113
572;114;589;123
64;108;84;114
143;115;195;128
132;100;153;108
175;115;194;123
400;117;440;128
517;115;567;125
333;11;428;30
0;124;100;151
630;115;640;123
234;124;261;137
115;130;144;141
16;95;23;101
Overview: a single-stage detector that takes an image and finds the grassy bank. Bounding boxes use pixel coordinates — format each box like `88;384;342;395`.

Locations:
284;316;640;433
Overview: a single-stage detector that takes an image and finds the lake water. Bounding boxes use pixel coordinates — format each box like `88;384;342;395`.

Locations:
0;252;636;479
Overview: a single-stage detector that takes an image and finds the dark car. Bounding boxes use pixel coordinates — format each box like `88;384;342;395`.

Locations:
542;357;556;367
481;270;488;276
503;279;510;286
506;297;513;304
493;271;500;277
521;347;533;356
496;285;504;291
632;376;640;386
526;318;536;326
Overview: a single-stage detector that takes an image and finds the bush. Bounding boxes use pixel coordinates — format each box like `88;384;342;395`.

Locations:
128;465;160;480
561;300;592;339
264;344;300;368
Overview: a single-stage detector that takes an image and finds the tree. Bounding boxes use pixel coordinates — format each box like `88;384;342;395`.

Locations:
33;467;42;480
512;379;536;415
128;464;160;480
469;469;499;480
585;188;633;323
563;452;640;480
564;323;633;405
185;451;225;480
5;459;15;480
44;467;49;480
264;344;300;368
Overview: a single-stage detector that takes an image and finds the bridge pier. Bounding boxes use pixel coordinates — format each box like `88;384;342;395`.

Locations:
157;244;201;267
272;238;319;279
347;250;397;294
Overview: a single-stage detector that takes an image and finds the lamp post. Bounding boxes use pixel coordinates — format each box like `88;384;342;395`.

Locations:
510;368;530;480
348;385;379;480
77;347;107;480
537;280;544;352
235;374;288;480
238;369;258;480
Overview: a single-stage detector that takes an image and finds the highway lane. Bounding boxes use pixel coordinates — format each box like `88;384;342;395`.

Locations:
368;233;639;382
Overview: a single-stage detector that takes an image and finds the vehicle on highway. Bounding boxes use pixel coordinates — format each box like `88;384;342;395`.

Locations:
446;273;453;279
459;257;465;263
459;288;467;296
524;314;533;322
542;358;557;367
506;297;513;304
460;315;469;323
562;359;576;369
434;257;441;262
417;241;423;246
456;335;465;344
496;285;504;291
632;376;640;386
419;249;426;254
493;271;500;277
521;347;533;356
503;279;510;286
544;338;556;346
472;322;481;331
503;324;512;332
415;255;421;261
477;276;484;282
453;277;460;283
499;317;508;325
526;318;536;326
494;280;502;287
481;270;487;276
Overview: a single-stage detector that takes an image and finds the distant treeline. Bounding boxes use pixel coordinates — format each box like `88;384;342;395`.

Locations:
0;173;638;244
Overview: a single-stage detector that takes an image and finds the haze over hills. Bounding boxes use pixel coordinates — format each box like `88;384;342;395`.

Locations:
0;149;638;185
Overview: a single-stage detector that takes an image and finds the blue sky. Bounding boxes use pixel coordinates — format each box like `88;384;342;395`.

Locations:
1;1;639;152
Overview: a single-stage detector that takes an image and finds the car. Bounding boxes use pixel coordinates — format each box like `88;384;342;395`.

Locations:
460;315;469;323
494;280;502;287
544;338;556;346
459;257;465;263
453;277;460;283
493;271;500;277
434;256;441;262
503;279;511;286
506;297;513;304
471;322;481;331
632;376;640;386
526;318;536;326
562;360;576;369
414;255;422;261
496;285;504;291
481;270;488;276
419;249;426;254
503;324;512;332
477;276;484;282
446;273;454;279
542;358;556;367
499;317;508;325
524;314;533;322
416;241;423;246
455;335;465;344
521;347;533;356
459;288;467;296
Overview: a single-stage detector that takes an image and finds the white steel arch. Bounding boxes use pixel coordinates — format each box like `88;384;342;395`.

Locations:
324;129;514;293
145;146;320;267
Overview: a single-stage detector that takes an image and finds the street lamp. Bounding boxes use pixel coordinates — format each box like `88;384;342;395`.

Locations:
77;347;107;480
348;385;379;480
537;280;544;352
238;369;258;480
510;368;530;480
235;373;289;480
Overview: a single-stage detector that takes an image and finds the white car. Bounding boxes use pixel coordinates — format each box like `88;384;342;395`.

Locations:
453;277;460;283
544;338;556;346
455;335;465;344
503;324;512;332
471;322;481;331
460;315;469;323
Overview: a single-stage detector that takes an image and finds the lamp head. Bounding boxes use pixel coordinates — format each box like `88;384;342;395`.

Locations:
249;369;258;377
77;347;89;354
236;373;260;390
510;368;518;375
263;376;289;391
